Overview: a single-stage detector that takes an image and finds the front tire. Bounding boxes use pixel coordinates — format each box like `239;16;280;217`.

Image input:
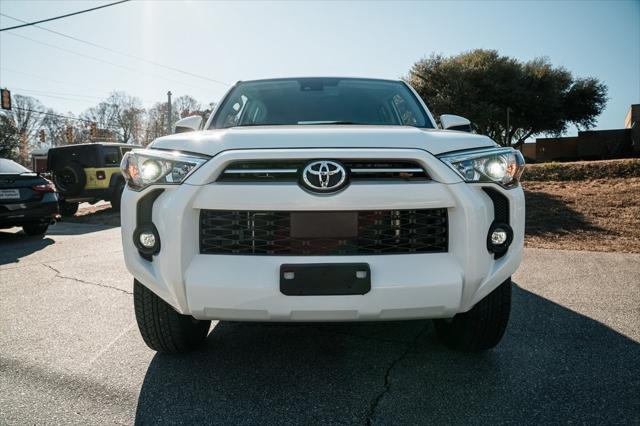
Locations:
133;280;211;354
434;278;511;351
59;201;79;217
109;181;125;211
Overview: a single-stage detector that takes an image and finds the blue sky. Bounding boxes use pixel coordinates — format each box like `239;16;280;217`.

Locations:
1;0;638;135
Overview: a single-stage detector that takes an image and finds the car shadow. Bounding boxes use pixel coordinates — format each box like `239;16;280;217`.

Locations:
63;206;120;228
524;190;604;236
0;231;54;265
134;285;639;424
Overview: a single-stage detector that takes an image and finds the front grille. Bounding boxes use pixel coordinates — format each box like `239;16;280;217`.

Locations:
218;160;429;182
200;209;448;255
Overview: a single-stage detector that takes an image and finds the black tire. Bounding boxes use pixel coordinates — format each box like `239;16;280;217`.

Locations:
434;278;511;351
59;200;80;217
133;280;211;353
109;180;125;211
22;222;49;236
53;163;86;196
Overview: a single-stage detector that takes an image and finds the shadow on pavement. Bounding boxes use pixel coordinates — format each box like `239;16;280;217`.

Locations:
63;206;120;228
135;285;639;425
525;190;604;236
0;231;54;265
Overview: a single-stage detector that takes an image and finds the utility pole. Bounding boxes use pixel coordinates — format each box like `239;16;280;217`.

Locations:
167;90;172;134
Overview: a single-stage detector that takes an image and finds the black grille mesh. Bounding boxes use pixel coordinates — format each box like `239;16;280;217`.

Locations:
200;209;448;255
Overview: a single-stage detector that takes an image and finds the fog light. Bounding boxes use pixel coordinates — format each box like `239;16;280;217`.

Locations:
133;225;160;257
487;222;513;256
139;231;156;248
491;228;508;245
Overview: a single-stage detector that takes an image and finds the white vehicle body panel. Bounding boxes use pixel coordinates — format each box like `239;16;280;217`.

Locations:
121;144;524;321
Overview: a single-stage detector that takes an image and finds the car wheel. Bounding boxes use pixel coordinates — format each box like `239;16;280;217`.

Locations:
133;279;211;353
59;201;79;217
110;181;125;211
22;222;49;236
53;163;86;196
434;278;511;351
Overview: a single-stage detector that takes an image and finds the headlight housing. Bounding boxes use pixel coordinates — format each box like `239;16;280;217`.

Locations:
438;147;525;188
120;149;209;191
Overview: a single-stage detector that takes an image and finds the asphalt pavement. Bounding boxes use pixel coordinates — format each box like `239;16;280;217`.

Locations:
0;222;638;425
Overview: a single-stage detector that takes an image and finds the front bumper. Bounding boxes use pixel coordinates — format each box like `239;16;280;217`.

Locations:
121;148;524;321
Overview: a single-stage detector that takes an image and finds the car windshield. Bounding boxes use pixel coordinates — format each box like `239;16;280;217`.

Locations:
211;78;433;129
0;158;31;174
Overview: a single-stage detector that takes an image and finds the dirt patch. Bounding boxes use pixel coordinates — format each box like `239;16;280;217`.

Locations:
524;178;640;253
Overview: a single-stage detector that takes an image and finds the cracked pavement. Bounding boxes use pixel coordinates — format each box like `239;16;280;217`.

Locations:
1;222;639;425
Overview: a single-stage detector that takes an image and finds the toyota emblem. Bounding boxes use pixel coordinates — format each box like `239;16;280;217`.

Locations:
301;160;348;193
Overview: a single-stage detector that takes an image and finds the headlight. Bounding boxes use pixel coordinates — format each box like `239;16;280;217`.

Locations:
438;147;525;188
120;149;209;190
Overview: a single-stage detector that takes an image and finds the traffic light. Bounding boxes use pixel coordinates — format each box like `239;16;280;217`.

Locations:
39;129;45;143
66;126;73;144
90;122;97;139
1;88;11;110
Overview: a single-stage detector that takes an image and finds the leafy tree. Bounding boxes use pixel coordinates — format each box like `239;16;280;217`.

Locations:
0;113;20;160
406;49;608;146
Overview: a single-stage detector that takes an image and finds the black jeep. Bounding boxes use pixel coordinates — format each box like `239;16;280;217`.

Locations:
48;143;139;216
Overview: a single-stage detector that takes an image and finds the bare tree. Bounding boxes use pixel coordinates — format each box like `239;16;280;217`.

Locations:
11;95;45;164
174;95;202;119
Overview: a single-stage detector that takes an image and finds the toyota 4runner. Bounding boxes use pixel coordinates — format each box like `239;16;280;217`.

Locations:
120;77;525;353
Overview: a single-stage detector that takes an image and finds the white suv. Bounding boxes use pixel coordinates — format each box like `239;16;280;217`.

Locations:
120;77;525;353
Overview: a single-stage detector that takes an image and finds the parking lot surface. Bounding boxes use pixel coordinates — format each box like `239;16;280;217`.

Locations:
1;222;639;425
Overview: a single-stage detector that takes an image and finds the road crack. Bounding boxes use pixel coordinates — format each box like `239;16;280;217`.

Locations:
364;323;430;425
42;263;132;295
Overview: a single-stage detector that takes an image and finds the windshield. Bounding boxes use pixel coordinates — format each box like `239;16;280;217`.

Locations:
211;78;433;129
0;159;31;174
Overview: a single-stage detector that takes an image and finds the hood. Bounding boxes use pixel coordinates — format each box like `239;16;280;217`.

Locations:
149;125;497;157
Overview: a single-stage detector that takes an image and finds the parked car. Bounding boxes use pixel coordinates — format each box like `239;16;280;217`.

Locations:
120;77;525;354
0;158;59;236
48;143;139;216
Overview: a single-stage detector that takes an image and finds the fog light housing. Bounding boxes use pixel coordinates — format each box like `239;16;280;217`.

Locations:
133;225;160;256
487;222;513;256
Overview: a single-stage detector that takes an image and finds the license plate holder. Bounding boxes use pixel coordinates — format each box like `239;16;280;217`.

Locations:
280;263;371;296
0;189;20;200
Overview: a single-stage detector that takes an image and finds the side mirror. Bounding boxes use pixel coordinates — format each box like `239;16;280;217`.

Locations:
174;115;203;133
440;114;472;132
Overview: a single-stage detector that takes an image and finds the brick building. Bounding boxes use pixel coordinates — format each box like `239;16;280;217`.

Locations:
521;104;639;162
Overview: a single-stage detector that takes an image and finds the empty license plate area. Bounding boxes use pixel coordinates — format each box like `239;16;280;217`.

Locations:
280;263;371;296
290;212;358;239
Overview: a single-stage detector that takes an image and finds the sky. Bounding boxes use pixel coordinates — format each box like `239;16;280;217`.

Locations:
0;0;638;135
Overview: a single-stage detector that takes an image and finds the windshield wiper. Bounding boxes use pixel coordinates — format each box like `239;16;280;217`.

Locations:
234;123;287;127
297;121;363;125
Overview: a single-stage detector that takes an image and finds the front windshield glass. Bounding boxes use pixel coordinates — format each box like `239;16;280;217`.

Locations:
211;78;433;129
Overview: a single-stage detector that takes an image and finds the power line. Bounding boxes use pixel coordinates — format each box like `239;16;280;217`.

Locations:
0;66;110;93
14;106;95;124
0;1;131;32
0;13;230;87
4;32;214;92
11;87;105;100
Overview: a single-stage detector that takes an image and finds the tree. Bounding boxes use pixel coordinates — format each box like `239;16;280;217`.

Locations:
406;49;608;147
174;95;202;119
81;91;144;144
0;113;20;161
12;95;45;163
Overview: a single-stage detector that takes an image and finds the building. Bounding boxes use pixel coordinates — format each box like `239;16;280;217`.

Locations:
521;104;639;162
